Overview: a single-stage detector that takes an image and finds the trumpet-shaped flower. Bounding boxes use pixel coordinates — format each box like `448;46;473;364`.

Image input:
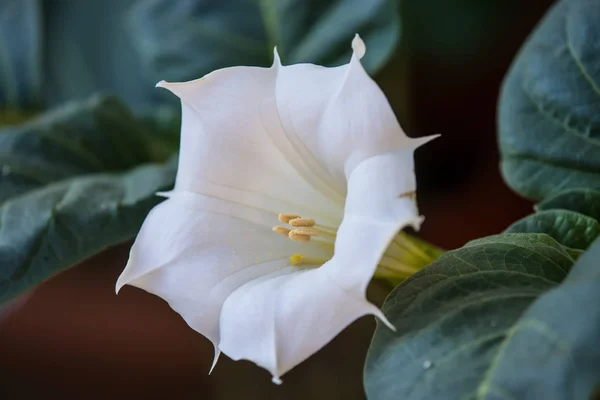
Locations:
116;35;436;383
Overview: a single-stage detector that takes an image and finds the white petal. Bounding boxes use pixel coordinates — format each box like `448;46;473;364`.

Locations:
275;34;412;187
156;65;344;221
218;266;385;382
323;147;432;292
116;191;330;352
219;148;431;381
120;36;437;383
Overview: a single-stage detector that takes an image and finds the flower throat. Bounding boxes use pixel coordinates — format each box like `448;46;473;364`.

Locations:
272;213;443;283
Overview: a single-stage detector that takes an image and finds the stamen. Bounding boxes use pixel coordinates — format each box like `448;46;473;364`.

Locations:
290;227;320;237
278;213;300;224
273;214;336;244
288;218;315;227
288;231;311;243
272;226;291;237
314;225;337;238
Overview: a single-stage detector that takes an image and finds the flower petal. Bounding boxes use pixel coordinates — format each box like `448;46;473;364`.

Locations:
323;146;434;292
119;35;437;383
274;34;413;188
218;148;433;382
218;265;386;383
116;191;330;352
156;63;344;222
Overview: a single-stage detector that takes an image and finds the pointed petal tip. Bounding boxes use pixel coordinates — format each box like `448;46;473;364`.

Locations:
351;34;366;60
272;376;283;385
155;80;184;98
373;308;396;332
156;191;173;198
115;276;126;295
409;134;440;150
115;260;135;295
411;216;425;232
209;348;221;375
272;47;282;67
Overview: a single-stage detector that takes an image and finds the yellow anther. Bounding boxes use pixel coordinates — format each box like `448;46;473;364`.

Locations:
289;218;315;227
288;231;311;243
289;254;304;265
274;214;329;244
272;226;291;237
278;213;300;224
398;190;416;200
290;227;320;237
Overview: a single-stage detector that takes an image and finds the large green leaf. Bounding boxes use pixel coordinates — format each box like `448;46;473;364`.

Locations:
481;237;600;399
129;0;400;83
42;0;153;107
0;160;176;303
506;209;600;251
364;234;578;399
498;0;600;201
0;95;157;203
536;188;600;221
0;95;178;303
2;0;400;109
1;0;156;109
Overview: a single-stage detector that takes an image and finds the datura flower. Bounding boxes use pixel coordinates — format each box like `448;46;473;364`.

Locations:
116;35;437;383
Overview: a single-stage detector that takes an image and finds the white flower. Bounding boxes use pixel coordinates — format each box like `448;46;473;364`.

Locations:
116;35;436;383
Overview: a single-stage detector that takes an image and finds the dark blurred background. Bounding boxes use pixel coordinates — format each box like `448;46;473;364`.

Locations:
0;0;555;398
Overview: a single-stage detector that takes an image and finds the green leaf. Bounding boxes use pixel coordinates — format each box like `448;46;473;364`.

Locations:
3;0;399;109
536;188;600;221
0;0;42;108
0;159;176;303
0;95;157;203
470;237;600;399
498;0;600;200
506;209;600;251
42;0;159;107
0;95;178;303
364;233;578;400
129;0;400;83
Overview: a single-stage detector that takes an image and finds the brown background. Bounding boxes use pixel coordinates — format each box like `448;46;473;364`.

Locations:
0;1;555;398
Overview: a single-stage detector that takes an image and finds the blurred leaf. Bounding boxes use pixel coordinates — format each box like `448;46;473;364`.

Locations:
0;0;42;108
0;159;176;303
0;109;38;127
0;95;178;303
536;188;600;221
365;233;581;400
129;0;400;83
506;209;600;251
0;95;163;203
3;0;399;109
136;105;182;162
42;0;157;107
498;0;600;200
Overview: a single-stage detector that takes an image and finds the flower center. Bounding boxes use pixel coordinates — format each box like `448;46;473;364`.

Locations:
272;213;337;267
272;213;443;281
272;214;336;244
